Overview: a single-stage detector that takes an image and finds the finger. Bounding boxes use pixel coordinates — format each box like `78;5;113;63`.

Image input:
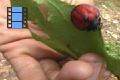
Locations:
79;53;108;80
61;0;94;5
8;54;48;80
0;21;51;46
0;28;32;45
0;3;32;45
39;59;60;80
0;0;10;18
58;57;73;67
0;0;32;45
0;39;64;61
55;61;93;80
0;0;10;27
102;70;112;80
0;21;50;46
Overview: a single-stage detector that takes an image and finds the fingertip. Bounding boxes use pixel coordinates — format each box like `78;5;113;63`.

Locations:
79;53;105;62
102;70;112;80
61;0;94;5
79;53;107;80
55;61;93;80
74;0;94;5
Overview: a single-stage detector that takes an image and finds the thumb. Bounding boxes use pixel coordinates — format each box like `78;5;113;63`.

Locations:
61;0;94;5
55;61;93;80
79;53;110;80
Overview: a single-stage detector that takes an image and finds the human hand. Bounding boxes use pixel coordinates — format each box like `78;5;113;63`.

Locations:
0;0;111;80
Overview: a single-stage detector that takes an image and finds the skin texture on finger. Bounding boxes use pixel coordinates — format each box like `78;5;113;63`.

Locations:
0;38;65;80
0;1;50;46
0;0;10;27
9;55;48;80
102;71;111;80
40;59;60;80
0;28;32;45
0;0;64;60
0;1;64;80
55;61;93;80
79;53;108;80
0;0;32;45
61;0;94;5
40;54;108;80
0;39;64;60
0;0;10;19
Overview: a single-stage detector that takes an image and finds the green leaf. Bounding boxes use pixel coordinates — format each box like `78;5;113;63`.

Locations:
10;0;120;79
32;0;106;57
29;30;78;59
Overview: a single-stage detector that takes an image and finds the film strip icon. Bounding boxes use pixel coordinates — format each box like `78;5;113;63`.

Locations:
7;7;28;28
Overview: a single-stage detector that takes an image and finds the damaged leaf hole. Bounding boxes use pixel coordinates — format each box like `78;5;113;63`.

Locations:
39;4;49;21
30;4;51;39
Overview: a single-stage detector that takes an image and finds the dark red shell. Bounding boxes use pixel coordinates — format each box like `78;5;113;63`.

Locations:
71;4;101;31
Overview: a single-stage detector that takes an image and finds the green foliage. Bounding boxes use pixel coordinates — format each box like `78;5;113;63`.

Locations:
105;41;120;57
103;1;113;8
95;0;120;7
116;2;120;7
10;0;120;79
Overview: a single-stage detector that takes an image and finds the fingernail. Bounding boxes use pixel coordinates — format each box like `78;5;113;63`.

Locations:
102;71;112;80
86;61;106;80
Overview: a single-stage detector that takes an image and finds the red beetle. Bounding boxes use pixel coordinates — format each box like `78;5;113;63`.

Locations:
71;4;101;31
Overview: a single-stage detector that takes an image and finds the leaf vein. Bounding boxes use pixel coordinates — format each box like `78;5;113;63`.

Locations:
47;0;68;23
